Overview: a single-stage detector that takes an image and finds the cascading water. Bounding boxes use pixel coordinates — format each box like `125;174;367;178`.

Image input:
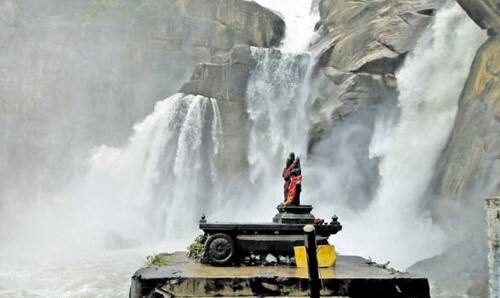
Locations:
3;94;222;249
223;0;319;223
0;0;488;297
79;93;222;244
318;2;487;269
253;0;318;53
246;49;311;181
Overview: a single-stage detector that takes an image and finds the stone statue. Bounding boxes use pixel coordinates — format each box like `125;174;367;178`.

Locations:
282;153;302;205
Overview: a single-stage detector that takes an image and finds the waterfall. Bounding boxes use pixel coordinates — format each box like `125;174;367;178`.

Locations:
55;94;222;248
253;0;318;53
326;3;487;269
247;48;312;182
237;0;318;217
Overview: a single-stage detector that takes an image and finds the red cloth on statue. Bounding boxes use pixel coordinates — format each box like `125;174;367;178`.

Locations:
287;175;302;204
282;163;295;200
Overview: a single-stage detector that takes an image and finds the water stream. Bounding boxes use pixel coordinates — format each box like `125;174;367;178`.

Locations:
0;1;488;297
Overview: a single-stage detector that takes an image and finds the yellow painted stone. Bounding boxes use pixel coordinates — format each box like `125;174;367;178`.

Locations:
294;245;337;268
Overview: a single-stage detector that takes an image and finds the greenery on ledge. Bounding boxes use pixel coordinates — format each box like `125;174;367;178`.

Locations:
144;253;170;267
187;234;206;262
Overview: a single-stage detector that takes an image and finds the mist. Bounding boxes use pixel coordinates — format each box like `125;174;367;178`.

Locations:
307;2;486;269
0;0;492;297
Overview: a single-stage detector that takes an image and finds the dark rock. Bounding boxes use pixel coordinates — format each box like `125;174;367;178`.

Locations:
180;44;255;103
307;0;438;152
199;204;341;265
456;0;500;34
272;204;316;224
313;0;446;73
309;66;398;150
179;44;255;175
408;240;488;298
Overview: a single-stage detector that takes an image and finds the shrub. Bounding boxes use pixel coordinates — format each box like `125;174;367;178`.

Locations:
187;234;206;262
144;253;169;267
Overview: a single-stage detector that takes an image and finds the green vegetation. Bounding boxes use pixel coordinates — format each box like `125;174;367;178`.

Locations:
144;253;170;267
187;234;206;262
224;22;240;43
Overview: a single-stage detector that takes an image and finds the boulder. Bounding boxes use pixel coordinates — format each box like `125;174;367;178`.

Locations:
456;0;500;35
309;67;397;147
168;0;285;50
314;0;445;73
308;0;445;152
180;45;256;102
180;45;256;175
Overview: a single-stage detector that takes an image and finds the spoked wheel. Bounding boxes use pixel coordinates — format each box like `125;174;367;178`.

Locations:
204;233;235;265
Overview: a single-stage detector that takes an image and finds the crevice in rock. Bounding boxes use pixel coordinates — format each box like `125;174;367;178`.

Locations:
416;9;436;17
375;39;401;54
398;14;411;26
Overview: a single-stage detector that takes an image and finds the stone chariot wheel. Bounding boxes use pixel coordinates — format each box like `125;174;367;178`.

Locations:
204;233;235;265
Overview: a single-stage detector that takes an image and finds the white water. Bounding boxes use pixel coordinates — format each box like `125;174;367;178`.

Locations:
321;3;486;269
0;1;488;297
247;49;311;181
253;0;318;53
239;0;319;222
0;94;223;297
75;93;222;244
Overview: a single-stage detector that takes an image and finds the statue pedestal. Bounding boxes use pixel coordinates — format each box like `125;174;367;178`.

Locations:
272;204;316;224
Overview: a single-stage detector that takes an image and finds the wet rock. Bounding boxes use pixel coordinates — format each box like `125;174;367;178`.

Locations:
408;240;488;298
456;0;500;35
131;252;432;298
180;45;255;103
309;67;398;148
179;44;255;175
0;0;284;196
307;0;442;153
313;0;446;73
437;35;500;202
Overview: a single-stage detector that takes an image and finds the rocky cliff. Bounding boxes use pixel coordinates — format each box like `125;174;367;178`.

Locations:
310;0;445;144
0;0;283;198
180;44;257;173
306;0;445;208
438;1;500;202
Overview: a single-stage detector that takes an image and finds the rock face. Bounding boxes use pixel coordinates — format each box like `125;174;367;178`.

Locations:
163;0;284;55
0;0;283;198
437;35;500;201
307;0;444;208
309;0;445;145
456;0;500;35
180;45;257;173
180;45;256;103
315;0;443;73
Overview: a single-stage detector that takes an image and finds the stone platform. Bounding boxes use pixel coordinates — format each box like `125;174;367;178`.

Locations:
130;252;430;298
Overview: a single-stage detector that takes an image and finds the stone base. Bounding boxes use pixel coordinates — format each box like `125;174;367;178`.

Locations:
272;205;316;224
130;252;430;298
